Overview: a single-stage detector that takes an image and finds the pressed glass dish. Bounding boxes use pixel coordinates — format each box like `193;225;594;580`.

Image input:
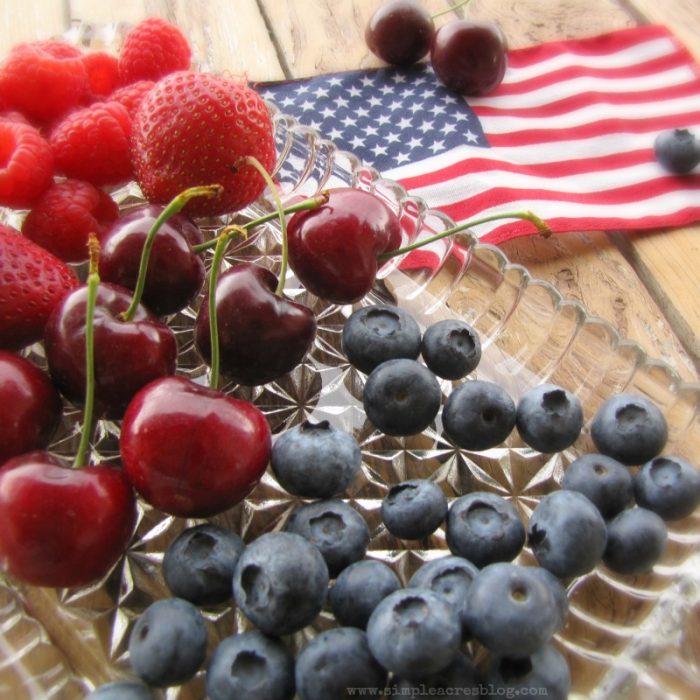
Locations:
1;22;699;700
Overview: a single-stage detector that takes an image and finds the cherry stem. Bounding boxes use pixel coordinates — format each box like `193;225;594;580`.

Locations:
207;225;248;389
432;0;472;20
377;210;551;261
73;234;100;469
190;193;328;255
121;184;223;322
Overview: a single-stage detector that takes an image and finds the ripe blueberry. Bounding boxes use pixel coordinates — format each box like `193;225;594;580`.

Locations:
654;128;700;174
391;652;480;696
420;318;481;380
84;681;154;700
381;479;448;540
634;455;700;521
603;507;668;575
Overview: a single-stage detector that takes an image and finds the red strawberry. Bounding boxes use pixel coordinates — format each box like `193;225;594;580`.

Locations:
131;71;276;217
0;224;79;351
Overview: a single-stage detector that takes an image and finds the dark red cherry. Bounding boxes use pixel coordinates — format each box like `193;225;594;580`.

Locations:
194;263;317;386
366;0;434;66
0;351;63;464
430;19;507;96
44;282;177;416
98;204;206;316
287;188;402;304
0;452;136;588
120;376;272;518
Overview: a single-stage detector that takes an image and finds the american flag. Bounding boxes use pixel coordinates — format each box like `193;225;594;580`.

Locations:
259;25;700;244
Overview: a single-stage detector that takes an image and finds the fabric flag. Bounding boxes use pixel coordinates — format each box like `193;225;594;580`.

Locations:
258;25;700;244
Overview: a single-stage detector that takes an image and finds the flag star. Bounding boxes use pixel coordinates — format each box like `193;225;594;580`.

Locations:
314;86;329;98
300;99;315;111
380;85;394;95
391;73;407;83
409;103;423;113
386;132;401;144
361;76;374;87
414;76;427;85
407;136;422;149
465;130;480;143
454;111;470;122
377;114;391;125
365;125;379;136
328;77;343;86
368;96;383;108
296;83;310;94
430;103;446;116
280;95;296;108
341;115;355;128
395;151;411;164
328;128;344;140
418;120;434;133
429;140;445;153
348;85;362;97
402;88;414;97
349;135;365;149
335;96;349;108
388;100;403;111
373;143;388;156
443;122;457;134
356;107;370;118
321;106;336;119
397;116;412;129
308;121;322;131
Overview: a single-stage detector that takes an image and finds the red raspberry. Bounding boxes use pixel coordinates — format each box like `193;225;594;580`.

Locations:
118;18;191;84
32;40;82;59
22;179;120;263
0;41;88;125
0;119;54;209
49;101;133;187
109;79;155;116
82;51;120;99
131;71;276;217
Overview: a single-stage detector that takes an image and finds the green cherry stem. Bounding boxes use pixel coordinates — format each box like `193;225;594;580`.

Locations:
73;234;100;469
121;184;223;322
432;0;472;20
377;210;551;261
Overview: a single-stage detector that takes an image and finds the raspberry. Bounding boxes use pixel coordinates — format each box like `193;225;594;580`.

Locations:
118;18;191;84
0;41;88;124
32;40;82;59
0;119;54;209
109;79;155;116
49;101;133;187
82;51;120;99
22;179;120;263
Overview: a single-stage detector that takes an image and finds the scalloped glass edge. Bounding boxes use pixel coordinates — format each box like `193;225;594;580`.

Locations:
0;20;699;700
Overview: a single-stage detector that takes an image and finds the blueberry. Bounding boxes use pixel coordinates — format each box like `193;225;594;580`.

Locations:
328;559;402;629
590;393;668;465
367;588;462;679
443;380;516;450
206;630;295;700
285;499;370;577
381;479;448;540
407;555;479;639
654;128;700;174
464;563;561;658
528;490;607;578
634;455;700;520
84;681;154;700
391;651;481;696
446;491;525;568
295;627;387;700
603;507;668;575
515;383;583;453
525;566;569;631
485;644;571;700
162;524;244;606
128;597;208;687
342;304;421;374
270;420;361;499
232;532;329;635
420;319;481;380
363;358;441;436
561;453;633;519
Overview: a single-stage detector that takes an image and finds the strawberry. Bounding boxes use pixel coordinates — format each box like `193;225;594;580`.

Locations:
130;71;276;218
0;224;79;351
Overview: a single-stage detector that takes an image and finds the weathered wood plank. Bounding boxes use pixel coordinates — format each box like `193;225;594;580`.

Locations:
0;1;68;50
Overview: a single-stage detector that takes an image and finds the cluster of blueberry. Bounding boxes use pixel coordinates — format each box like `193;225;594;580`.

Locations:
85;304;700;700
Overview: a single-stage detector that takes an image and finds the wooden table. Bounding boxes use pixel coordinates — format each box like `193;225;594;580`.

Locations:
1;1;699;698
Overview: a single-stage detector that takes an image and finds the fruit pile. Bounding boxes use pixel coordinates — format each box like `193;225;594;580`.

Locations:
0;13;699;700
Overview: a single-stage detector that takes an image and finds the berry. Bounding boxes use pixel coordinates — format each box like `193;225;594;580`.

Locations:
591;393;668;465
295;627;387;700
446;491;525;568
285;499;370;577
603;507;667;575
81;51;120;98
109;79;155;116
365;0;434;67
528;490;607;578
131;71;276;217
270;420;362;499
431;20;508;96
464;563;561;657
420;318;481;380
328;559;402;629
363;358;441;436
342;304;422;374
654;128;700;174
22;179;120;263
526;566;569;630
85;681;154;700
561;453;633;519
443;379;516;450
163;524;245;606
118;17;191;84
207;631;295;700
232;532;329;635
128;597;208;687
0;41;87;124
391;652;480;696
633;455;700;520
0;119;53;209
366;588;461;679
49;100;133;187
381;478;448;540
0;223;79;351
